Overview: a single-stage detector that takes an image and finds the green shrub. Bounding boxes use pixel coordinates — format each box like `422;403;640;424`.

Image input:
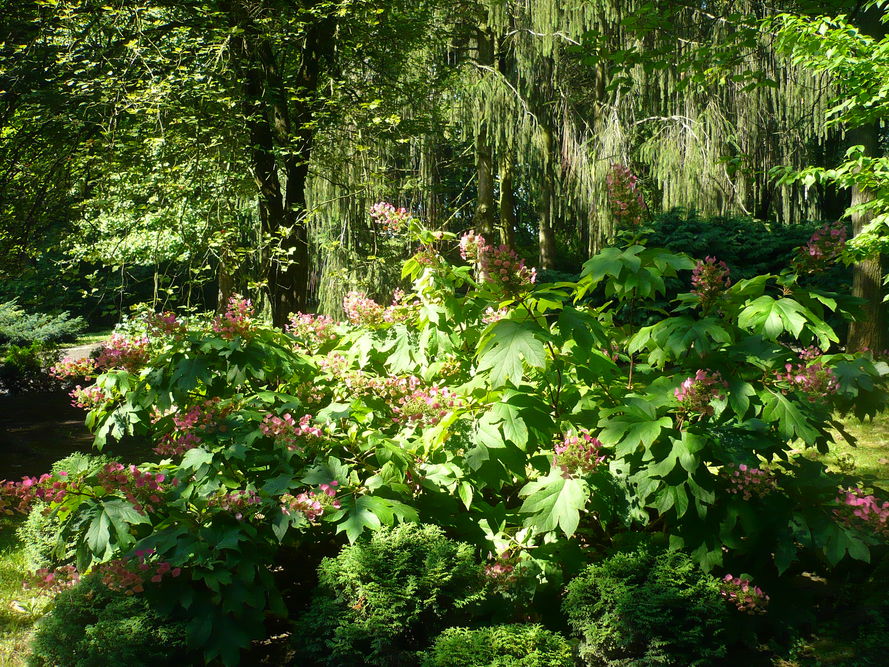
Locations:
294;523;486;666
27;574;189;667
0;342;60;393
0;300;86;346
421;624;575;667
17;502;70;572
563;546;728;666
647;209;825;279
17;455;111;571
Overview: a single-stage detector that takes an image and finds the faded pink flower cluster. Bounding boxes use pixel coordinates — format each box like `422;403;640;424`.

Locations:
720;574;769;614
606;163;646;228
691;257;731;308
154;398;229;457
23;565;80;594
145;311;187;338
287;312;338;345
212;295;255;340
484;550;519;589
835;488;889;538
460;231;537;292
776;361;838;401
674;370;727;417
260;413;323;451
343;291;386;326
482;307;509;325
97;463;167;514
393;385;459;427
317;351;348;375
342;291;410;327
721;463;777;500
793;222;847;274
294;381;329;409
414;245;441;268
1;473;69;515
554;430;606;476
210;489;262;521
97;549;181;595
50;356;97;381
96;333;150;373
281;481;340;523
69;384;109;410
370;201;412;233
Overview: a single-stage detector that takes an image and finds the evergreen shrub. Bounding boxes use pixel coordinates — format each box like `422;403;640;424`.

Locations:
28;574;189;667
0;300;86;346
294;523;486;666
563;545;728;666
421;624;574;667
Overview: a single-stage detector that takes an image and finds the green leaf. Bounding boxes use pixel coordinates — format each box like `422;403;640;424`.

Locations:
519;470;588;537
86;508;112;558
477;320;546;388
762;389;819;444
492;402;529;449
336;495;383;542
172;357;210;391
180;447;213;471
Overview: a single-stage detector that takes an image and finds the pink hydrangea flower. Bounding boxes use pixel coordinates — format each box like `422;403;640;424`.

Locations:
720;574;769;614
674;370;727;418
554;430;606;476
606;163;647;229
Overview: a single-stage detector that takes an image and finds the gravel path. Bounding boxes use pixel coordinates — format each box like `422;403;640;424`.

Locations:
61;342;104;361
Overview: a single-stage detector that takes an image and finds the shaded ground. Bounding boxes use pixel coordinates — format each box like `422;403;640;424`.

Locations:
0;391;95;479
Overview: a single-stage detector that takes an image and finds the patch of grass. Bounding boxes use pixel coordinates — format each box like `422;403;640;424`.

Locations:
820;412;889;491
0;519;47;666
72;329;112;347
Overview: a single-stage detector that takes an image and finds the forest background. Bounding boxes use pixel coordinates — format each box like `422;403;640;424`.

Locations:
2;0;888;353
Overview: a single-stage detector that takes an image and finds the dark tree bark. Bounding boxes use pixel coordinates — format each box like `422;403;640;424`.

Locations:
498;155;516;247
846;124;886;352
473;28;496;239
225;0;334;326
846;6;886;352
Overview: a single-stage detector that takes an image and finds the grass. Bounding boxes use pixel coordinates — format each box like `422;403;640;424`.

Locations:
71;329;113;347
817;412;889;491
0;519;49;667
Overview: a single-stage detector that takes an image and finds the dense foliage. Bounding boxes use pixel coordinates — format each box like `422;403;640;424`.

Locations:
421;624;574;667
295;523;485;665
563;544;730;665
27;574;189;667
0;301;85;346
1;206;887;663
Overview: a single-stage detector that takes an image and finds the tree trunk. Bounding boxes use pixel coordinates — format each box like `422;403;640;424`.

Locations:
538;127;557;270
473;29;496;239
846;125;886;352
498;155;516;247
847;8;887;353
226;1;334;326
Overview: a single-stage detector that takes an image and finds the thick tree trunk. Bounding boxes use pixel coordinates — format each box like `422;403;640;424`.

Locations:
474;29;496;239
538;127;557;270
847;9;887;352
846;125;886;352
498;155;516;247
227;1;334;326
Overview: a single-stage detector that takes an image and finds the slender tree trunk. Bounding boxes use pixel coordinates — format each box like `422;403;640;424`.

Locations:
498;155;516;247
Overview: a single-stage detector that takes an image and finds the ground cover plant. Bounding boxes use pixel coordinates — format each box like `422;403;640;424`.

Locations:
1;205;888;664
